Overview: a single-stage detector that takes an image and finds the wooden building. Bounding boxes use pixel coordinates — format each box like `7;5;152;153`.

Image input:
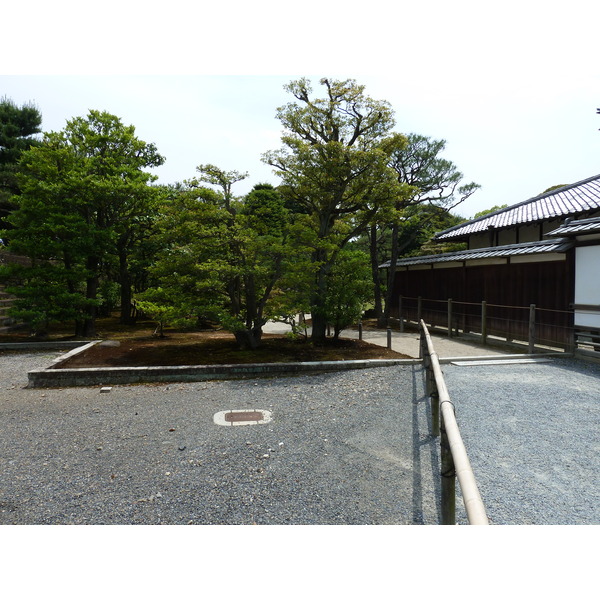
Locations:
382;174;600;348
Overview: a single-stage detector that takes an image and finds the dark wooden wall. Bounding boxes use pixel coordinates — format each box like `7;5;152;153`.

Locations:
391;254;575;346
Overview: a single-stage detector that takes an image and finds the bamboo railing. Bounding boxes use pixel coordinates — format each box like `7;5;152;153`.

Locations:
419;319;489;525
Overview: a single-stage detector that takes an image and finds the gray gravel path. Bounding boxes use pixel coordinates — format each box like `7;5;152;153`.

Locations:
442;357;600;525
0;350;440;525
3;350;597;525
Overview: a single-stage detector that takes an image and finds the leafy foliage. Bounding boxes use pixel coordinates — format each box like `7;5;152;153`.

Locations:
0;97;42;233
323;247;373;339
263;77;413;341
367;132;479;324
138;180;290;349
0;110;165;335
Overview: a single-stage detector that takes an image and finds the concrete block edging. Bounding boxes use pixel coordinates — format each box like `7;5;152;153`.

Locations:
28;356;420;388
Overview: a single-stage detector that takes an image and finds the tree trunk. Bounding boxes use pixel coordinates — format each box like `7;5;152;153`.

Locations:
380;223;399;327
310;255;330;344
369;224;384;325
234;326;262;350
83;257;99;337
119;249;135;325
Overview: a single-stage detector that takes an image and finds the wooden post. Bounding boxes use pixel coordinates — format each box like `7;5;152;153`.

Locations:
447;298;453;337
528;304;536;354
399;295;404;333
419;325;424;359
481;301;487;345
431;389;440;437
358;320;363;340
417;296;423;324
440;413;456;525
387;327;392;350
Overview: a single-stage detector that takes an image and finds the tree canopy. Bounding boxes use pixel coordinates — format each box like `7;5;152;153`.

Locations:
263;77;413;342
1;110;165;336
0;97;42;232
367;132;479;325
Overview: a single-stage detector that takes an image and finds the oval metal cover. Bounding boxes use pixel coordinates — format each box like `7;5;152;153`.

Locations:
213;409;272;427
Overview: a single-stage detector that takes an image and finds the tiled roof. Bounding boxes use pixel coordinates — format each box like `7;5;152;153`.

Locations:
380;239;573;268
546;216;600;237
434;174;600;241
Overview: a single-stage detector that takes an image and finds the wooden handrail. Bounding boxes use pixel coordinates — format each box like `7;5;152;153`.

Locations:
420;319;489;525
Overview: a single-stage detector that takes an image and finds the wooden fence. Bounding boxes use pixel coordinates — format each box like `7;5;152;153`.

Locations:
397;295;574;351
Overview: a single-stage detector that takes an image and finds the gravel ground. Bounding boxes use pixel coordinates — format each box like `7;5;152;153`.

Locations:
443;357;600;525
2;350;598;526
0;350;440;525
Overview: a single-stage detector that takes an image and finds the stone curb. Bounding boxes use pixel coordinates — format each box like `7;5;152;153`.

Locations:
0;340;99;351
27;358;420;388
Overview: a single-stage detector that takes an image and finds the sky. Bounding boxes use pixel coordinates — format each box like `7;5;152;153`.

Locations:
2;0;596;591
3;1;599;220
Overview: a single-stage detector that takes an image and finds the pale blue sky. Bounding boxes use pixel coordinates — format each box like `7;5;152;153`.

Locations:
3;0;599;219
5;71;597;220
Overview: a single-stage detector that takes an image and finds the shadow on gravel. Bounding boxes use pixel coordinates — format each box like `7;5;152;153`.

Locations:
411;364;441;524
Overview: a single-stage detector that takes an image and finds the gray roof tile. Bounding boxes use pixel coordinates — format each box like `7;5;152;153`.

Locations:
435;174;600;240
380;239;574;268
547;216;600;237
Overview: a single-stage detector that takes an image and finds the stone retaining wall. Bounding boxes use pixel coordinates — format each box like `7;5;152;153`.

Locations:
27;358;417;388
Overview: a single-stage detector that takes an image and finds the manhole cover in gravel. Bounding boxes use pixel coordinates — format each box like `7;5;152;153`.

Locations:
213;409;272;427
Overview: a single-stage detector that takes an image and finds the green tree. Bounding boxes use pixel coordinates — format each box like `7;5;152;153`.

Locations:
139;180;290;349
369;133;479;326
0;97;42;234
1;110;165;336
323;247;373;339
400;205;467;255
472;204;508;218
187;163;249;213
263;77;412;343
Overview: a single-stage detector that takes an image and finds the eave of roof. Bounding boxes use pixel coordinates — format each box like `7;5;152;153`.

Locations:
434;174;600;241
379;238;573;268
546;215;600;237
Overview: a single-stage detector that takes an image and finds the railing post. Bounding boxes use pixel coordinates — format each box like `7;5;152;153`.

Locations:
358;320;363;341
417;296;423;324
528;304;536;353
481;301;487;345
447;298;453;337
399;295;404;333
387;327;392;350
431;389;440;437
440;413;456;525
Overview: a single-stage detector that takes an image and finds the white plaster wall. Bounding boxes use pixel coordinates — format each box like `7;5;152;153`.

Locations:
575;246;600;305
575;311;600;329
575;245;600;327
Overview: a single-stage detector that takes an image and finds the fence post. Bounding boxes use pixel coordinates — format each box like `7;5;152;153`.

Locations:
358;320;363;341
399;295;404;333
481;301;487;345
417;296;423;324
431;389;440;437
440;413;456;525
528;304;536;354
447;298;453;337
387;327;392;350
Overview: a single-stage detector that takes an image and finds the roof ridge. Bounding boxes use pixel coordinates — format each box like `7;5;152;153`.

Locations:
434;173;600;239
